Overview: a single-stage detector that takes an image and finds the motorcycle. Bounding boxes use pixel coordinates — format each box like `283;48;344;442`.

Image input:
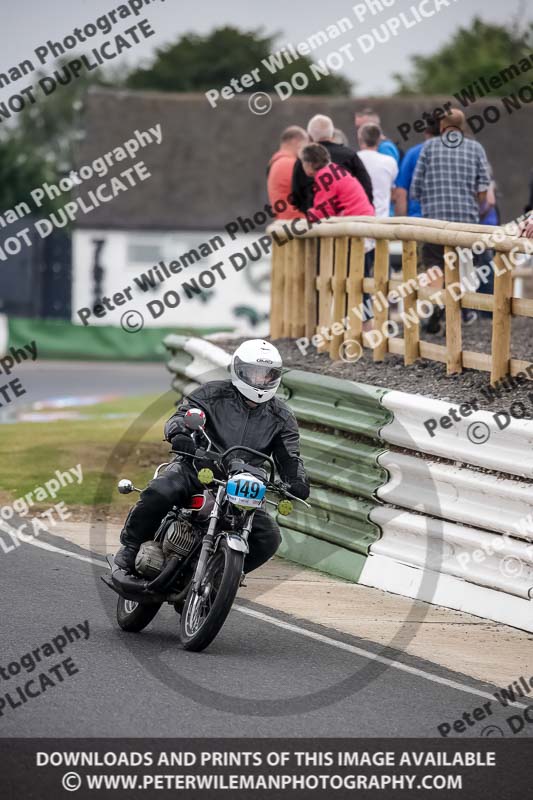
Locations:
102;408;310;652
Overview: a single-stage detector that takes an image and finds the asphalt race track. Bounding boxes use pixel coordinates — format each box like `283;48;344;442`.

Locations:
1;528;528;740
12;360;171;404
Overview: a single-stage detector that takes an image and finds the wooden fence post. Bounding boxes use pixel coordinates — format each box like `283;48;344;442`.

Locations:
304;239;318;339
316;238;334;353
291;238;306;338
345;238;365;354
444;245;462;375
490;251;512;385
269;239;284;338
372;239;389;362
402;240;420;365
330;237;349;360
282;240;295;338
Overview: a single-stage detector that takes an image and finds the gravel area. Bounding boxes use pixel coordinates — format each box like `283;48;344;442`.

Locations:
216;316;533;417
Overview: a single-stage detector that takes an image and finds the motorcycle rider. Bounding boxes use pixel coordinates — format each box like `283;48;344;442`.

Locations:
115;340;310;574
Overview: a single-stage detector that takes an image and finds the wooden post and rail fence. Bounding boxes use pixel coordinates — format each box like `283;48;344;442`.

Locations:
268;216;533;386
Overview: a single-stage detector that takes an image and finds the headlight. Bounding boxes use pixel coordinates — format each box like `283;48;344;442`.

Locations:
197;468;214;485
277;499;293;516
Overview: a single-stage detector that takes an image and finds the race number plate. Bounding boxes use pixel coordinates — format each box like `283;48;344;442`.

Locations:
226;472;266;509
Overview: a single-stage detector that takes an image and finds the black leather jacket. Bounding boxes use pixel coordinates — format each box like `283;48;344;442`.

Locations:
165;380;309;494
291;140;374;212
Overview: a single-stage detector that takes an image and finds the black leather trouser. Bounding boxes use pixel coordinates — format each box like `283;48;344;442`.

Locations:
120;460;282;574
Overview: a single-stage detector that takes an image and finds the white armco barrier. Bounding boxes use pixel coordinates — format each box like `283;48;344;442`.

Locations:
0;314;7;356
363;506;533;631
164;337;533;632
174;335;231;375
377;451;533;538
381;390;533;479
164;334;230;395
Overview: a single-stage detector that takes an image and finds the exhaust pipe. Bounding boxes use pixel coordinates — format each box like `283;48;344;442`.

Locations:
101;554;181;603
104;570;166;604
146;554;180;592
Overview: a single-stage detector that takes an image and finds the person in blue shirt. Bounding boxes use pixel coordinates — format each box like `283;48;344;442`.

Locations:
355;108;401;165
378;138;401;163
394;115;440;217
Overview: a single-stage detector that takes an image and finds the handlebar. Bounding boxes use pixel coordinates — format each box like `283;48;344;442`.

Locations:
171;428;310;508
219;445;275;483
267;480;311;508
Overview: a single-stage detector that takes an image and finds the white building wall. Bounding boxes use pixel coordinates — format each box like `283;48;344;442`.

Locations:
72;228;272;336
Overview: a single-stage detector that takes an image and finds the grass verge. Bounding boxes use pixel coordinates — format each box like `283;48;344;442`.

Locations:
0;393;177;519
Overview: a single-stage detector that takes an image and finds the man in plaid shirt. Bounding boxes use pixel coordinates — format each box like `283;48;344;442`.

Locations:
411;108;491;331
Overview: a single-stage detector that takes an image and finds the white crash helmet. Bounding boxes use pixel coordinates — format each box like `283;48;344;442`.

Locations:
230;340;283;404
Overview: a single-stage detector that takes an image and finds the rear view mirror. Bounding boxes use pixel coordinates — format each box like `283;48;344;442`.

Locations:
184;408;206;430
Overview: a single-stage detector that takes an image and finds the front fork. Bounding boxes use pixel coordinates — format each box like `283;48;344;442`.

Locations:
191;486;253;593
192;485;224;593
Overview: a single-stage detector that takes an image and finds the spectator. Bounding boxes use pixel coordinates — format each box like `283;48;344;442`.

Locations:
479;172;500;226
333;128;349;145
357;123;398;218
355;108;401;164
475;171;499;318
521;214;533;238
411;108;490;223
291;114;373;213
301;144;375;221
267;126;308;220
303;143;375;330
394;115;440;217
411;107;491;332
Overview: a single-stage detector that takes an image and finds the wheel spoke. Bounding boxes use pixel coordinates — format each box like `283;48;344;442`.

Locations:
184;550;226;637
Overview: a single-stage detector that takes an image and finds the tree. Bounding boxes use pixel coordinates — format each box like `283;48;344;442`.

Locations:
0;59;124;216
394;17;533;95
127;26;352;95
0;133;55;214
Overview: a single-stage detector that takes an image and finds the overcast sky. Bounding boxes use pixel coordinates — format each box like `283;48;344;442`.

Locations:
1;0;530;101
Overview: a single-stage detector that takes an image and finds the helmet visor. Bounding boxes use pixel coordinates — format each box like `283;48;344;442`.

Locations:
234;356;282;389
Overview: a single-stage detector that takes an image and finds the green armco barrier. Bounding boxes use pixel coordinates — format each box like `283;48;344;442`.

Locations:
8;318;230;362
163;336;391;583
280;370;391;439
300;429;387;500
164;334;193;355
277;487;379;555
167;352;195;376
276;528;367;582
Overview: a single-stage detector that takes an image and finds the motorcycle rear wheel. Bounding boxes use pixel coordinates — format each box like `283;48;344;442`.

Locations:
180;539;244;651
116;597;162;632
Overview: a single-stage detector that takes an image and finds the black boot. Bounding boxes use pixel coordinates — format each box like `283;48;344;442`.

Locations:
115;506;141;572
116;463;192;573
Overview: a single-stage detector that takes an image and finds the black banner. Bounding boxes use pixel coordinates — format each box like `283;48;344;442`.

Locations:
1;738;531;799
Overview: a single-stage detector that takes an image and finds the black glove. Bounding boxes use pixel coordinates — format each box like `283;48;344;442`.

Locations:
288;480;310;501
170;433;195;455
165;417;187;440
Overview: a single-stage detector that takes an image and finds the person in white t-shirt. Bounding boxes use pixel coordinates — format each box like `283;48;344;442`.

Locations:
357;123;398;217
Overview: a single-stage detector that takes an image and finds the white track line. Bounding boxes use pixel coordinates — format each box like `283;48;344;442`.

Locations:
235;605;527;709
19;535;526;709
5;532;108;567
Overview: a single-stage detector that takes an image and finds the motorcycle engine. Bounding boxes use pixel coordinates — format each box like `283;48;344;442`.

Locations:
135;541;165;578
163;518;196;558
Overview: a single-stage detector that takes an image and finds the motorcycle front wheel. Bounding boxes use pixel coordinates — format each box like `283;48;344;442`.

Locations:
116;597;162;632
180;539;244;651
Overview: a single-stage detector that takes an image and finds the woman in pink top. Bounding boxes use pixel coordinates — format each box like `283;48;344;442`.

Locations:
301;143;375;220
